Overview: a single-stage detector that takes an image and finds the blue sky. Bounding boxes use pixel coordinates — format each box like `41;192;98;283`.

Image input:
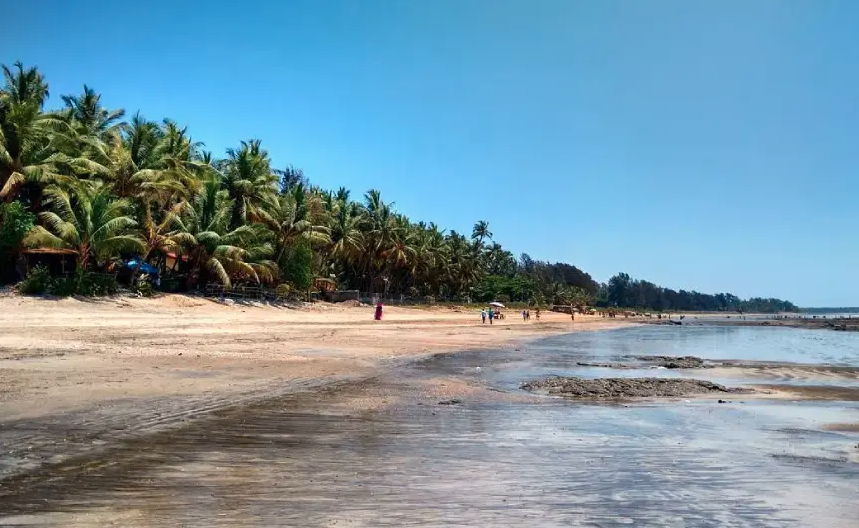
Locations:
5;0;859;306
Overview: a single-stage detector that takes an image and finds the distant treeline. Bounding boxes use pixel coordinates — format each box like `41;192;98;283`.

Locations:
474;261;798;313
594;272;798;313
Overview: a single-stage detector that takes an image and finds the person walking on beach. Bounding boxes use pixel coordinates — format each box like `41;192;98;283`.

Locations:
522;310;527;321
374;302;383;321
535;307;541;321
488;307;495;325
481;309;487;324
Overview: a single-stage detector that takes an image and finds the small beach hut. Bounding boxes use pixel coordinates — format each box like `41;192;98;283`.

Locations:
21;248;78;276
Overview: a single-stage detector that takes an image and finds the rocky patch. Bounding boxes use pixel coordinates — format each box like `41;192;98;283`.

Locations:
522;376;749;399
634;355;709;369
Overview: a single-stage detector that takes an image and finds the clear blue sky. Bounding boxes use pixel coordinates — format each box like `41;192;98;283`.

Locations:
6;0;859;306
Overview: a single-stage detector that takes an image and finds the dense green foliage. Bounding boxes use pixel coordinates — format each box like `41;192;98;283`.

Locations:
595;272;798;313
0;200;35;280
0;200;34;250
0;61;797;311
280;240;313;292
17;264;117;296
17;264;51;294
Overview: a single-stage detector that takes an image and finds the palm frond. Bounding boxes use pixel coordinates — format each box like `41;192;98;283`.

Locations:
91;216;137;240
99;234;145;254
38;211;79;244
0;172;24;198
23;226;71;250
205;257;232;288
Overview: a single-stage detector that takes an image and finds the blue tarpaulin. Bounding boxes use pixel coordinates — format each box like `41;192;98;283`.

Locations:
125;259;159;275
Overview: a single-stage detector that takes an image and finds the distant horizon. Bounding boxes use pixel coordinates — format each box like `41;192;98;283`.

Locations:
6;0;859;305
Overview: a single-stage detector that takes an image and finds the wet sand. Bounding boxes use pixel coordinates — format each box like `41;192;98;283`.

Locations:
0;295;628;484
0;295;627;421
3;343;858;527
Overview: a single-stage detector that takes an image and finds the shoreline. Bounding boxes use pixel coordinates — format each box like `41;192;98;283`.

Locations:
647;315;859;331
0;294;632;421
0;294;634;485
3;294;859;511
3;295;857;424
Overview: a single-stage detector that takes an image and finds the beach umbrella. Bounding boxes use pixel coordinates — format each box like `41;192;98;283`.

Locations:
489;301;506;308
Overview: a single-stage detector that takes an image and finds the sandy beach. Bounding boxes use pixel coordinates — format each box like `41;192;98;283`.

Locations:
2;297;859;526
0;295;628;421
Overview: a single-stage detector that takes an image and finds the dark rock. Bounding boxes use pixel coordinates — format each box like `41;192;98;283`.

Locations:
635;355;708;369
576;361;625;368
522;376;750;399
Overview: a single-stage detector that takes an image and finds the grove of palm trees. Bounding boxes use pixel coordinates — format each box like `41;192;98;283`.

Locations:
0;61;796;312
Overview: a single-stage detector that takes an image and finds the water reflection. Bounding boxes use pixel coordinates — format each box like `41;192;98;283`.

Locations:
534;325;859;365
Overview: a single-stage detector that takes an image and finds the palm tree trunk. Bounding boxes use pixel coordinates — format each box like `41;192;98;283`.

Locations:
275;237;288;266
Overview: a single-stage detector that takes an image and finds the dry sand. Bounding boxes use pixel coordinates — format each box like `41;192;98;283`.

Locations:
0;294;629;421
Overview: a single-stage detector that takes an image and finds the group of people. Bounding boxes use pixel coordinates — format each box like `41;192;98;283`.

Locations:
480;307;542;324
374;302;557;325
480;307;502;324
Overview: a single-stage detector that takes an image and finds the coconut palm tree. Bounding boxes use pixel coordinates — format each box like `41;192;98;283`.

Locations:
130;201;189;283
409;222;447;295
145;119;206;202
274;165;306;192
97;116;204;205
472;220;492;244
124;112;161;169
334;186;350;204
172;178;269;288
98;133;172;203
328;199;365;265
1;63;103;206
23;181;144;270
444;230;480;296
257;193;330;265
158;119;202;162
220;140;278;229
1;61;49;108
383;214;416;270
360;190;398;288
242;232;279;285
485;242;517;276
61;85;126;140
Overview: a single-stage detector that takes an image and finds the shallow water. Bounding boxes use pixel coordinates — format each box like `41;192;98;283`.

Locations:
2;326;858;527
533;325;859;365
